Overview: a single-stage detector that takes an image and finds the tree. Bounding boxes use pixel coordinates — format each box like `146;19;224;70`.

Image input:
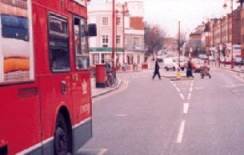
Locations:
144;23;166;55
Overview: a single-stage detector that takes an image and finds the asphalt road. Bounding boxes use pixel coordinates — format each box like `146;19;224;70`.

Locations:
78;68;244;155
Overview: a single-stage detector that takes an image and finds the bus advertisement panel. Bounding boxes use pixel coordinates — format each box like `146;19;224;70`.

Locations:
0;0;34;83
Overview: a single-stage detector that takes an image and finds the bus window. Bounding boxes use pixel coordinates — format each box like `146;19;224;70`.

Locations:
74;17;89;70
48;14;70;72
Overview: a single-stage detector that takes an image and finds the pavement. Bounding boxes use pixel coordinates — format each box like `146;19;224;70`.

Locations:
79;68;244;155
215;64;244;80
91;78;123;99
91;70;146;98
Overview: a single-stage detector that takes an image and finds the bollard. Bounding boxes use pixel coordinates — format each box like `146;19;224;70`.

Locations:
176;68;181;80
95;64;107;88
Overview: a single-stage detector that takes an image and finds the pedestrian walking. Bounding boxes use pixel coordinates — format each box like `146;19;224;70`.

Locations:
200;60;211;79
186;59;194;78
152;59;161;80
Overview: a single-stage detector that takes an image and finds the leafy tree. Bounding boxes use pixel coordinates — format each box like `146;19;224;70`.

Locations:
144;23;166;55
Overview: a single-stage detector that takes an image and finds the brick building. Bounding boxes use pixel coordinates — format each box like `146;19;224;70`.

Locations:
201;7;241;62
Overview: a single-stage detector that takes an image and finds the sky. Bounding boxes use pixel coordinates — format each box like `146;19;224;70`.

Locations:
143;0;238;37
89;0;239;37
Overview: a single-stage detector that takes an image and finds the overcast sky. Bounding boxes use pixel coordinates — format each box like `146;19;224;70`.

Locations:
144;0;238;37
89;0;239;37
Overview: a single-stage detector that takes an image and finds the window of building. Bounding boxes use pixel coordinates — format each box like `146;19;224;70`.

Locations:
92;54;99;65
116;35;121;45
102;17;108;25
116;17;121;25
101;53;111;63
48;14;70;72
73;16;89;70
102;35;109;47
133;37;140;49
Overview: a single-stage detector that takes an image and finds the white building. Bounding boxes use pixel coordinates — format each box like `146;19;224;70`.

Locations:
88;0;145;69
124;0;145;65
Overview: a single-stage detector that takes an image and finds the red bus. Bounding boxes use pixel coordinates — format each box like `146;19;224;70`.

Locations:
0;0;96;154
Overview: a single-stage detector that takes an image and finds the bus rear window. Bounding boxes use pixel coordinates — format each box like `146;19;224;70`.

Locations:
73;17;89;70
48;14;70;72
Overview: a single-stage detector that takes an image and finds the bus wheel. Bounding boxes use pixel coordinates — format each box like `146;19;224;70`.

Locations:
54;114;72;155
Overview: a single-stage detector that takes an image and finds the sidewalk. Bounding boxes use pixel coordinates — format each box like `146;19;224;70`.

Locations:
217;64;244;79
91;78;123;98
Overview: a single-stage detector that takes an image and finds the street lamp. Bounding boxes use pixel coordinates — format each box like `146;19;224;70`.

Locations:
115;3;129;65
178;21;181;68
223;0;234;68
112;0;116;69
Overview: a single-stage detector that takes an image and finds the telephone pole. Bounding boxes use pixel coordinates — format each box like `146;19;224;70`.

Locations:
112;0;116;69
178;21;181;67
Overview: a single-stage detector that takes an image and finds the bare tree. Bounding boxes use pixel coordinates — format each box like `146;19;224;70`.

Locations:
144;23;166;55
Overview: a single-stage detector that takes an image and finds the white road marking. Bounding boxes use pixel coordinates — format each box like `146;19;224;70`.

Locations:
194;87;204;90
187;93;191;100
189;87;193;92
176;87;181;92
97;148;108;155
115;114;128;117
177;120;186;143
183;103;189;114
180;93;185;100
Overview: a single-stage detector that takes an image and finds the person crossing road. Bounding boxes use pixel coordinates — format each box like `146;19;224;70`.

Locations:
152;59;161;80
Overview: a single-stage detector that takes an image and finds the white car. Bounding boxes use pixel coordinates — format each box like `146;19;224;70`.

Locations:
163;58;178;71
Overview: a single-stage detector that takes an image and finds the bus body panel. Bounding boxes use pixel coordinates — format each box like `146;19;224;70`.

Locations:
0;83;41;155
0;0;92;154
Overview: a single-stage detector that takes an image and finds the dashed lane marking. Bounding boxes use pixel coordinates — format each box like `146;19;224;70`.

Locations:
180;93;185;100
177;120;186;143
176;87;181;92
115;114;128;117
97;148;108;155
187;93;191;100
77;148;108;155
189;87;193;93
183;103;189;114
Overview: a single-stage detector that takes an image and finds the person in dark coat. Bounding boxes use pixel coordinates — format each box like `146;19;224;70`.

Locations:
186;59;194;78
152;59;161;80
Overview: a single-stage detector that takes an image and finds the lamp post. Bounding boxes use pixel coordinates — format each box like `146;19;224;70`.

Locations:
178;21;181;68
223;0;234;69
122;3;129;65
116;3;129;64
112;0;116;69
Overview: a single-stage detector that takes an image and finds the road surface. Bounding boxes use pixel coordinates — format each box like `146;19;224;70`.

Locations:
78;68;244;155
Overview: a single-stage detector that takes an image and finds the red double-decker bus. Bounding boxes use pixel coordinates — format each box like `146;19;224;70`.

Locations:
0;0;96;154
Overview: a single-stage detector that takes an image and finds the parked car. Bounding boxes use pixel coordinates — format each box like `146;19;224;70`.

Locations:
163;57;178;71
234;56;244;65
198;54;208;60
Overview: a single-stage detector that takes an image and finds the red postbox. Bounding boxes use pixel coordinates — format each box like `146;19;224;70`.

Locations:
96;64;107;88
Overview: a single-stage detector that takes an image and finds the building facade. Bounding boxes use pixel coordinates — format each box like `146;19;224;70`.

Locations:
88;0;145;68
193;6;242;62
